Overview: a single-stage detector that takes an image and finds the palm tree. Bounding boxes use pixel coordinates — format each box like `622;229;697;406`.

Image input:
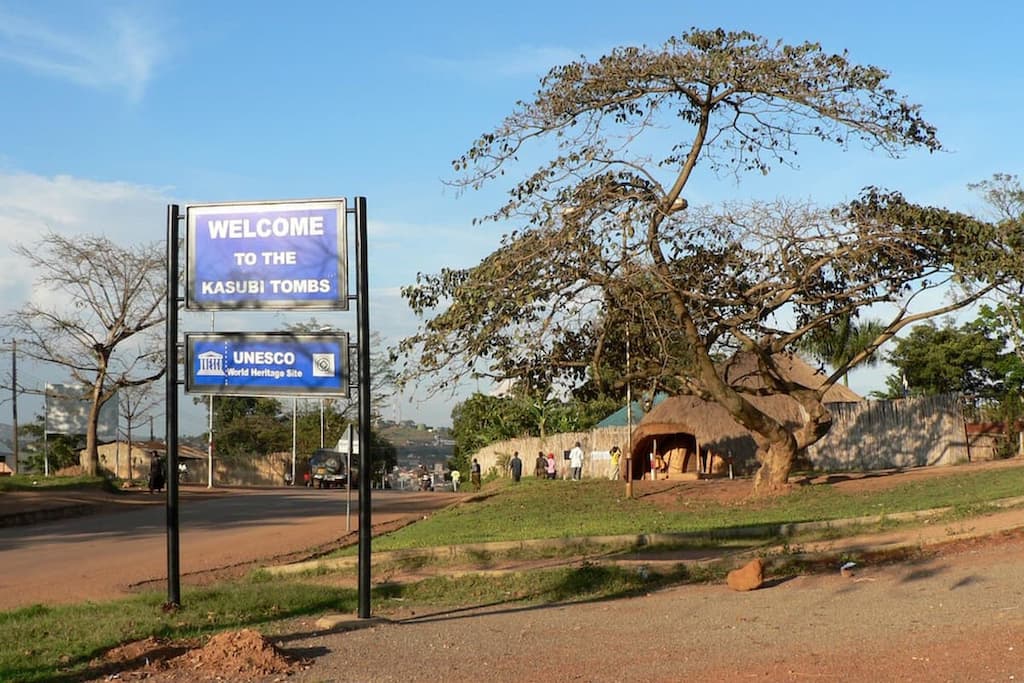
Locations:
800;314;886;386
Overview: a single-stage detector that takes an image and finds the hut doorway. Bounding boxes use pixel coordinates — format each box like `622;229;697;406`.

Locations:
630;433;698;480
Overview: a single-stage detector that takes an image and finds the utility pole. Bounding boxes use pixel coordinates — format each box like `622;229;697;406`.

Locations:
10;340;17;474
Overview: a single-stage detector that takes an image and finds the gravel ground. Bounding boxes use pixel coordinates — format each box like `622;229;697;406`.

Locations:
273;535;1024;682
117;530;1024;682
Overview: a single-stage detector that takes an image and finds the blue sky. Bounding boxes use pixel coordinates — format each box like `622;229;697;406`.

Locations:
0;0;1022;432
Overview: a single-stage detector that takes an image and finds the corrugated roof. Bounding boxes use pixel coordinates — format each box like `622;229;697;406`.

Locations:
596;393;668;428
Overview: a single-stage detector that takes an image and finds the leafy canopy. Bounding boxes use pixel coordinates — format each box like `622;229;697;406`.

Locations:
400;28;1021;491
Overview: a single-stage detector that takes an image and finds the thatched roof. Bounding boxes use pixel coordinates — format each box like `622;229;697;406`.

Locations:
630;353;862;461
718;352;862;403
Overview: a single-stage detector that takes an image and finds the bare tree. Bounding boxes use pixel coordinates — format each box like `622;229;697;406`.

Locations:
119;382;162;480
399;29;1022;494
4;232;166;475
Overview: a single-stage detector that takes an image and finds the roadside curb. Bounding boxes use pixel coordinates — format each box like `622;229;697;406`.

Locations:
0;503;96;528
265;496;1024;578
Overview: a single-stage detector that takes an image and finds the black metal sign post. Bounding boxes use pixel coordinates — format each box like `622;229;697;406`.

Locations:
165;196;370;615
165;204;182;607
354;197;372;619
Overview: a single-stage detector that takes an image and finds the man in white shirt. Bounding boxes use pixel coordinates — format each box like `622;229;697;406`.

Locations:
569;441;584;481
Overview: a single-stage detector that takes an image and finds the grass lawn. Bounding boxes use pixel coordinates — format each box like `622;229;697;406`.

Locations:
0;474;113;492
365;465;1024;551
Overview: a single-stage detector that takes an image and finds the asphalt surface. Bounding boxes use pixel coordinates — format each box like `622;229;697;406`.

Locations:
0;484;459;610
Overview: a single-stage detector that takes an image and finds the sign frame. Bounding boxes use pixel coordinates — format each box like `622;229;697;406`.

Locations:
185;332;350;398
185;198;348;311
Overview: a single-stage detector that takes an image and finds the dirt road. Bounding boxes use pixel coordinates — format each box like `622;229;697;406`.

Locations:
117;529;1024;682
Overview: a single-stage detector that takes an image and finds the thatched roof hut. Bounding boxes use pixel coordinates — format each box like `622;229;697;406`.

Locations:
628;353;861;478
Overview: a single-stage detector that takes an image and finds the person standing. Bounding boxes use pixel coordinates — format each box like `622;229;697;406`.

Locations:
471;458;482;491
535;451;547;478
569;441;584;481
545;452;557;479
509;451;523;483
451;468;461;492
609;446;622;481
147;451;166;493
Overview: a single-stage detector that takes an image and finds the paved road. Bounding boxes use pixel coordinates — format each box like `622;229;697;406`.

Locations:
0;487;457;611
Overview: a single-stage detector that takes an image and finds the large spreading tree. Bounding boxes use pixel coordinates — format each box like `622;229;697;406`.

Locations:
399;29;1022;494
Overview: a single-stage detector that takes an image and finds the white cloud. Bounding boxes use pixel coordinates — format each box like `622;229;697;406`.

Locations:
0;5;168;101
0;171;482;429
0;170;172;306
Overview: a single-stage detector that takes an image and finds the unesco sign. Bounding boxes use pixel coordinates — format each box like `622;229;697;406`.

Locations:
185;333;349;397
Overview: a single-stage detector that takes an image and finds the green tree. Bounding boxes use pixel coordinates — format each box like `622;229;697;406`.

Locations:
207;396;289;463
448;391;617;473
880;319;1021;400
799;314;887;386
400;28;1021;494
18;415;79;474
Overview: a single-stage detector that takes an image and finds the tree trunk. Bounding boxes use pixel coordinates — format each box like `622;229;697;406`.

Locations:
82;413;100;476
81;382;106;477
752;440;798;496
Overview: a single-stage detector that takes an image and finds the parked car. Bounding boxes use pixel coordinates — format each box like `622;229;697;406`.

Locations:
309;449;347;489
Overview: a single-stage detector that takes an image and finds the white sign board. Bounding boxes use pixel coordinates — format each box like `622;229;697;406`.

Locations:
45;384;118;440
335;424;360;455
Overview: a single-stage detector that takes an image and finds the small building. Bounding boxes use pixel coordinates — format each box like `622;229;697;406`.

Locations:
92;440;208;483
629;353;862;479
0;437;15;475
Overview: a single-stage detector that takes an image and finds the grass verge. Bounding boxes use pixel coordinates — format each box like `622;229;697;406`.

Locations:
338;465;1024;554
1;560;722;682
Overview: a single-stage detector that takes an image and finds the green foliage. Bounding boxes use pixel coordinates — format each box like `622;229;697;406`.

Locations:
398;26;1023;492
17;414;80;473
450;392;619;464
192;395;395;476
799;314;886;385
880;319;1021;400
204;396;288;462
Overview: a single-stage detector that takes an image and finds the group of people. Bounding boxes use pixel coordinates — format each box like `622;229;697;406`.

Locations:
511;441;624;481
460;443;626;491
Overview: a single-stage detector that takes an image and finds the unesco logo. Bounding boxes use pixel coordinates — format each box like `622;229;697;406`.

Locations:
312;353;335;377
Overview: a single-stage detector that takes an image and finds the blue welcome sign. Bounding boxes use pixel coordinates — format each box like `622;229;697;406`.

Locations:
186;333;349;397
186;199;348;310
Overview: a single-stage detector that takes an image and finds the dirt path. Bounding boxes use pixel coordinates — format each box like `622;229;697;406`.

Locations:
109;530;1024;682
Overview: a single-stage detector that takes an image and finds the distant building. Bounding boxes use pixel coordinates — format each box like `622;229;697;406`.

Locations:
0;437;14;475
